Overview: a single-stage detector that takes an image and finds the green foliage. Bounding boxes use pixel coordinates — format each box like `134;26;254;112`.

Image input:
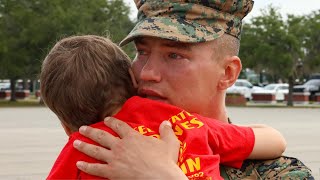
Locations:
303;10;320;72
240;6;320;81
0;0;135;80
241;6;295;80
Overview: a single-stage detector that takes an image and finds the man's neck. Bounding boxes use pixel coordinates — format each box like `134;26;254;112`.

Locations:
203;105;229;123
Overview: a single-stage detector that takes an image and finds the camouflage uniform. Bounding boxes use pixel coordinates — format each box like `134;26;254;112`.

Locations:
221;156;314;179
120;0;314;179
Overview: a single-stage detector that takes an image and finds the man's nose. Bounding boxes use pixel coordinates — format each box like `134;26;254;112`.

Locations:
139;54;161;82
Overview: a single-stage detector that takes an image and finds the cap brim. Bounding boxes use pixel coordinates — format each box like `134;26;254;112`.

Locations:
119;16;224;46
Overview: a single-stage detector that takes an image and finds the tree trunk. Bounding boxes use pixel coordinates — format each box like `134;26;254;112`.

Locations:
10;78;17;102
287;75;294;106
23;79;29;90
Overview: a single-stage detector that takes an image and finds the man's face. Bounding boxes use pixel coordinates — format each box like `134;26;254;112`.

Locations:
132;37;225;117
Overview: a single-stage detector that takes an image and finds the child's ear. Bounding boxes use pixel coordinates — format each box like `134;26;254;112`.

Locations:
129;68;138;89
60;122;73;136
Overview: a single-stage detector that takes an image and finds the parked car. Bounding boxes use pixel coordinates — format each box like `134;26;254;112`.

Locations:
226;79;262;100
309;73;320;80
0;82;10;91
293;79;320;100
253;83;289;101
0;79;26;91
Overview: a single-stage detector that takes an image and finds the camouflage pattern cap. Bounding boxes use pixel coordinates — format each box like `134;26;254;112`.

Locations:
120;0;254;46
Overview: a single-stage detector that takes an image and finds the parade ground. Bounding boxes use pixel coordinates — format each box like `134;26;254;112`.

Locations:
0;107;319;179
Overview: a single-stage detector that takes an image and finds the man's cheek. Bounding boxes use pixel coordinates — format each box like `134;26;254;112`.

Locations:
131;61;143;81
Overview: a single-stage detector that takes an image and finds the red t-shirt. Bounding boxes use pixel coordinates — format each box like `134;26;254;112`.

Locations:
47;96;254;180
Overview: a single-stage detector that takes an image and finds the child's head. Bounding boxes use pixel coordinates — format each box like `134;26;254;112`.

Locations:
40;35;135;133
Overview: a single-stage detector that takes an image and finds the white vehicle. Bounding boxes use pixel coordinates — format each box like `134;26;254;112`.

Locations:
254;83;289;101
227;79;262;100
0;81;10;91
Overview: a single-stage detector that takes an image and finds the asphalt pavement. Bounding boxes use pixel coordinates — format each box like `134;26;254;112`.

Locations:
0;107;319;179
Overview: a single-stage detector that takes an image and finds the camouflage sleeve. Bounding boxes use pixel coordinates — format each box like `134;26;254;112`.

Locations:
221;156;314;180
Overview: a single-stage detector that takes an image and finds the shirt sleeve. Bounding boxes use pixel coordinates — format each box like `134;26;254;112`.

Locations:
197;115;255;168
47;134;106;179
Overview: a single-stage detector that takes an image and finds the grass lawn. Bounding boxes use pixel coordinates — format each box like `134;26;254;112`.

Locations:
0;97;44;107
0;97;319;108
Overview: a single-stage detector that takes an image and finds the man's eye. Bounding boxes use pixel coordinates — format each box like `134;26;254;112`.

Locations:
137;50;147;55
168;53;182;59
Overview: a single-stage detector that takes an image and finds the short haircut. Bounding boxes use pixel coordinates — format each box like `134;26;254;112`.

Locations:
211;34;240;61
40;35;135;132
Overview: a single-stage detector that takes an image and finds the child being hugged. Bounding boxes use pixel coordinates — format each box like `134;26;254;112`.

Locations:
41;35;286;180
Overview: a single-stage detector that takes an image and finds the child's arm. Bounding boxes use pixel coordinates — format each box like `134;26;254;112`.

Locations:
247;124;287;159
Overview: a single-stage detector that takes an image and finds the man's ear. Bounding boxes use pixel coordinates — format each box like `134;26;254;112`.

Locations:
129;68;138;89
218;56;242;90
60;122;73;137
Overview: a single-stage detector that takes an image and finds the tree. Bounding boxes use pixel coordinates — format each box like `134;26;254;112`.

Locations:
240;6;306;106
303;10;320;73
0;0;134;101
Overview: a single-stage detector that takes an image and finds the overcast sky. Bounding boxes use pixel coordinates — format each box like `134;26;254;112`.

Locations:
123;0;320;21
